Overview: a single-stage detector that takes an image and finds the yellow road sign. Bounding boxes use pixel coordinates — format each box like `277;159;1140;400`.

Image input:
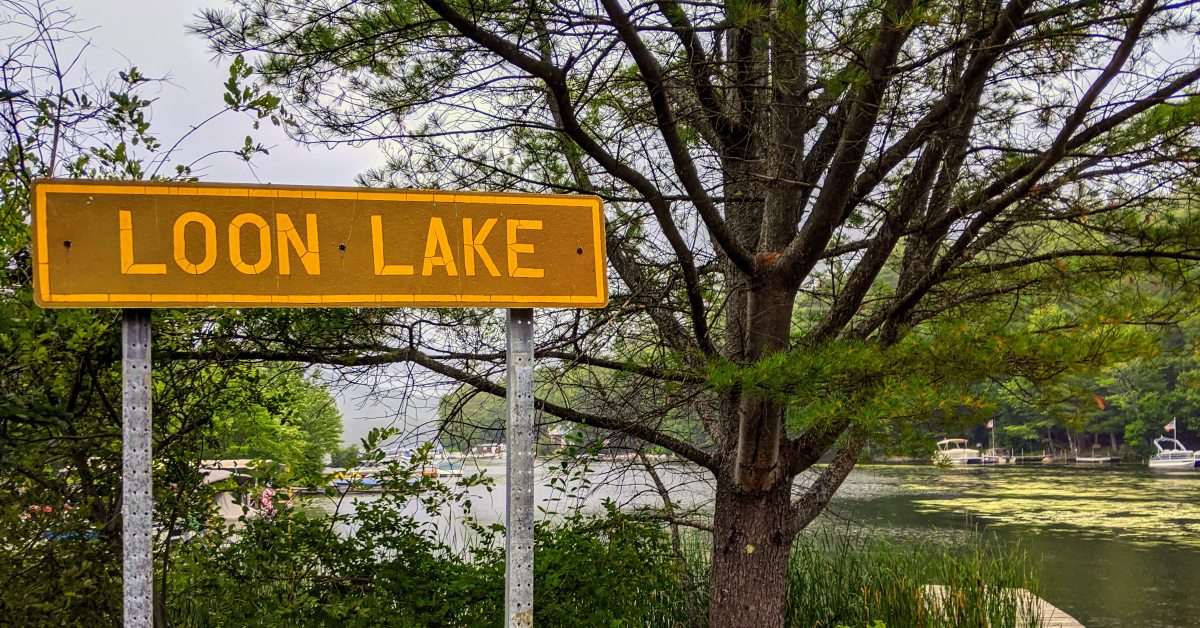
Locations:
32;180;607;308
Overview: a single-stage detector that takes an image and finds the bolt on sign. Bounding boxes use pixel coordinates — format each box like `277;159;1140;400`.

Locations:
32;180;607;309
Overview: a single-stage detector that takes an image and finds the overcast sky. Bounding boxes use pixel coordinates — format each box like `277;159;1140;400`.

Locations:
64;1;433;445
72;1;383;187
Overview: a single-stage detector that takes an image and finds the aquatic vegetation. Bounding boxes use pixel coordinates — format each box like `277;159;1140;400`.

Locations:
853;465;1200;549
675;527;1044;628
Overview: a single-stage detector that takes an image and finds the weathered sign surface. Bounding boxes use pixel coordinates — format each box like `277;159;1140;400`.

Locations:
32;180;607;308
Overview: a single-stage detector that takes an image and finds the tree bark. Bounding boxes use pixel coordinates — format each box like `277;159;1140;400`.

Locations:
708;475;797;627
710;258;802;626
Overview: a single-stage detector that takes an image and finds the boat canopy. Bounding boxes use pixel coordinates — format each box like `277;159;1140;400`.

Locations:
1153;437;1192;453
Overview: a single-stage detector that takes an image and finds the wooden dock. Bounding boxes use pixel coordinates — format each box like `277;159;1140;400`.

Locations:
1034;596;1086;628
923;585;1084;627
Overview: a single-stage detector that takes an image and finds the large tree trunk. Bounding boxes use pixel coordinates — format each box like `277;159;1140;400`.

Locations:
708;171;803;624
708;475;797;627
707;269;801;626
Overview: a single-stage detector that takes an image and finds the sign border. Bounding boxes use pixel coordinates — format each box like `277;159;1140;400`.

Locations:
32;179;608;309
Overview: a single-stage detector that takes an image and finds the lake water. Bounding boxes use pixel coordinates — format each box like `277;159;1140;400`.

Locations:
323;461;1200;627
833;464;1200;628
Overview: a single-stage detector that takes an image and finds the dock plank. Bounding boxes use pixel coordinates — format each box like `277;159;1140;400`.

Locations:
1034;594;1085;628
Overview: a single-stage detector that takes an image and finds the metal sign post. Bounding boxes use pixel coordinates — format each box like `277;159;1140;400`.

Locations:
505;308;535;627
121;309;153;627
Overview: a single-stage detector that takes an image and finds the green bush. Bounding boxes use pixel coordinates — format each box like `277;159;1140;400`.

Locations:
170;510;500;626
0;524;121;626
167;439;684;627
168;506;683;627
532;507;684;627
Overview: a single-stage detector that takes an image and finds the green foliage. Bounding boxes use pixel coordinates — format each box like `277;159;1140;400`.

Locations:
971;310;1200;458
1096;325;1200;450
0;514;121;625
329;444;362;469
531;506;683;626
170;505;504;626
171;433;497;626
1102;94;1200;154
708;303;1153;440
207;366;343;482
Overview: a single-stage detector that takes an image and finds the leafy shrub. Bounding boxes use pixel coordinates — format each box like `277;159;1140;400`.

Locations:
532;506;683;627
0;521;120;626
168;438;683;626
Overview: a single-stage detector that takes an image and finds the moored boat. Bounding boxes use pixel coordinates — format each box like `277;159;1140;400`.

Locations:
933;439;983;465
1148;437;1200;470
437;461;466;478
983;448;1011;464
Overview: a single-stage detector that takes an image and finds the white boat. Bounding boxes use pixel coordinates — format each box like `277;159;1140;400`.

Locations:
933;439;983;465
436;461;466;478
983;448;1011;464
1148;437;1200;470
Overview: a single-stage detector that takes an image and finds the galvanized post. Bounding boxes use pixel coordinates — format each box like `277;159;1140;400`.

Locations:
122;309;153;628
505;308;535;627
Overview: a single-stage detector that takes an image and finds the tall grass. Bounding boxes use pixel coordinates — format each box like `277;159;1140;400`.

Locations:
675;527;1044;628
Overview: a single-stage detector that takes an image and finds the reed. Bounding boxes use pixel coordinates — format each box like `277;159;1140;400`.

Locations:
675;526;1044;628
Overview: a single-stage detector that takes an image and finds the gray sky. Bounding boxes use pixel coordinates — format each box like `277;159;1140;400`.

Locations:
73;0;382;187
325;370;446;448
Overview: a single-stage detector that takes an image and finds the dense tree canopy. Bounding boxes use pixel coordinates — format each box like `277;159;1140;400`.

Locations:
195;0;1200;622
207;366;344;481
